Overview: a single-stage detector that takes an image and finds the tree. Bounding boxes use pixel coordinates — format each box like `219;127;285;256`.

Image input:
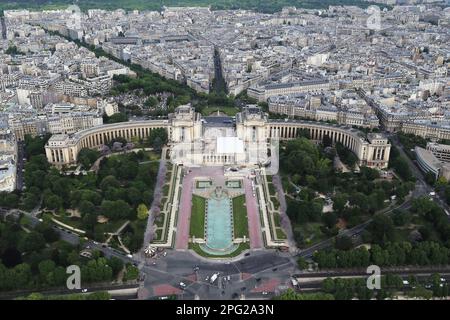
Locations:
124;264;139;281
18;232;46;253
78;148;101;169
320;213;337;231
137;204;149;220
36;223;60;243
390;156;413;181
87;291;112;300
144;96;158;108
3;193;19;208
78;200;95;216
297;257;308;270
147;128;168;151
103;113;128;124
332;193;348;214
44;193;63;210
334;235;353;251
38;260;56;279
100;200;131;220
275;288;334;300
392;209;410;226
82;212;98;230
21;192;39;211
108;257;124;277
407;286;433;300
100;175;120;191
5;45;24;55
368;213;395;245
13;263;32;289
322;278;335;293
24;293;44;300
24;135;50;158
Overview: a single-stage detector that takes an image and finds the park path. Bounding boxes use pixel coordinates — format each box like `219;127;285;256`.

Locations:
272;174;297;252
143;148;167;247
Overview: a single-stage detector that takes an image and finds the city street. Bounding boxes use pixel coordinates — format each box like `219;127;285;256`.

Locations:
138;250;296;300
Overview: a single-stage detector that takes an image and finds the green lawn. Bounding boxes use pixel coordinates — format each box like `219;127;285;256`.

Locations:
144;150;160;161
276;227;287;240
271;196;280;210
154;212;165;228
190;195;206;238
268;182;277;196
95;219;128;234
154;229;163;240
51;211;84;231
201;106;240;116
162;184;170;197
273;212;281;227
232;195;249;238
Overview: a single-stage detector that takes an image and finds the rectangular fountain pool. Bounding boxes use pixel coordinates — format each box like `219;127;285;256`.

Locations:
203;197;235;254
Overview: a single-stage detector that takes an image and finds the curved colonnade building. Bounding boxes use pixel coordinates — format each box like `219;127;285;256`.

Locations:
45;105;391;169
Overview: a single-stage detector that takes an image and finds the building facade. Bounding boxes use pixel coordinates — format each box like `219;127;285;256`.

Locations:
45;105;391;169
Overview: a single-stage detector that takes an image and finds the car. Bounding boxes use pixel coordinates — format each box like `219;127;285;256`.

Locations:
227;275;231;281
193;266;199;271
179;282;187;288
262;291;268;295
402;280;409;285
244;253;250;257
205;276;209;281
163;252;167;257
81;289;88;293
126;254;133;258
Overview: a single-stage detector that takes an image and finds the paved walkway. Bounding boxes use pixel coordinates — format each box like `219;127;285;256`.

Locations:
243;176;263;249
175;168;194;249
143;149;167;246
272;174;297;252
